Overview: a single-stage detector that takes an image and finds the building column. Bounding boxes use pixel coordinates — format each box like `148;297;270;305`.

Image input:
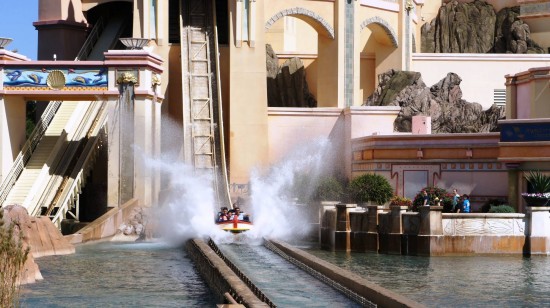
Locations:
0;96;26;185
228;0;269;185
334;203;356;251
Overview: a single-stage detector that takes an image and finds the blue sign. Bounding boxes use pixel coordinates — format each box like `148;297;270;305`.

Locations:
500;122;550;142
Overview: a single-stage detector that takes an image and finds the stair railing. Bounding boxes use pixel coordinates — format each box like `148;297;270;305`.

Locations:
0;101;62;207
31;101;104;216
50;103;107;228
75;16;105;61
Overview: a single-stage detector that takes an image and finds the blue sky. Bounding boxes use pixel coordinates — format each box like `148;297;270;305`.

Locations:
0;1;38;59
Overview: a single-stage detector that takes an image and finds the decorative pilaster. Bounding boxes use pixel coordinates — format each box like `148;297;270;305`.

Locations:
334;203;356;251
117;72;138;205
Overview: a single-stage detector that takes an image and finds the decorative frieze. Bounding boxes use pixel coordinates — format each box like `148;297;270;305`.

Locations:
3;67;107;89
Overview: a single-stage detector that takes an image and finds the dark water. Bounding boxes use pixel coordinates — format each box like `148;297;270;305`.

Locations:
301;244;550;308
218;243;361;308
20;241;216;308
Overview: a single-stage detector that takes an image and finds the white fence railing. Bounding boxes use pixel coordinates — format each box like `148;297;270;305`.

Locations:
50;103;107;229
0;101;62;207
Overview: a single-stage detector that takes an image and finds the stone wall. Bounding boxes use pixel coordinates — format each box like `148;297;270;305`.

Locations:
320;204;550;256
185;239;270;307
267;239;425;308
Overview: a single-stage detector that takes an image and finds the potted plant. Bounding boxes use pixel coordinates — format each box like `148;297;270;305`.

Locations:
389;195;412;208
522;171;550;206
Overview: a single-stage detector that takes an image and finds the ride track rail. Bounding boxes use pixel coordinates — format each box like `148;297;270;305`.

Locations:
207;238;277;308
263;240;377;308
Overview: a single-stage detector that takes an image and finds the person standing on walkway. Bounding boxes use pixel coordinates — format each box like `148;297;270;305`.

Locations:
422;190;430;206
460;194;471;213
452;189;460;212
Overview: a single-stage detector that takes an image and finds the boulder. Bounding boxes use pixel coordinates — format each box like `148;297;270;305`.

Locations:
266;44;317;107
363;69;505;133
2;204;75;284
422;1;544;54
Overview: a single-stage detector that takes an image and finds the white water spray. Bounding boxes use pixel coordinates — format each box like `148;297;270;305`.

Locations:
138;114;337;245
138;147;233;245
245;138;334;242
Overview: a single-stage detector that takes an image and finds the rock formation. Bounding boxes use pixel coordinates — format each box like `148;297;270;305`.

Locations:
266;44;317;107
363;69;505;133
116;206;150;241
2;204;75;284
422;0;545;54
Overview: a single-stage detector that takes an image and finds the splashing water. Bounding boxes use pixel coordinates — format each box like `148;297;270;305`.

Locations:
137;114;336;245
245;138;333;241
141;152;232;245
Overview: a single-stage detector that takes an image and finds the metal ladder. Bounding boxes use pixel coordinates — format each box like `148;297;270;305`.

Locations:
181;0;231;210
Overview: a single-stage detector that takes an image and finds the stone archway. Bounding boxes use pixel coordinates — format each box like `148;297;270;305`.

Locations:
265;7;335;39
360;16;398;48
265;7;339;107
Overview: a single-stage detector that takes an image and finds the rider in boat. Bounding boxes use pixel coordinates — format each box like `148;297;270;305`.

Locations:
217;207;230;222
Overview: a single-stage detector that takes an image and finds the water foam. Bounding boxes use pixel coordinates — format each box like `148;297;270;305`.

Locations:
245;138;333;242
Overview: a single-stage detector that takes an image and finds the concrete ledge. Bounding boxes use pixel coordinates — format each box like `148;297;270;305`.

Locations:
186;239;270;308
64;198;140;244
268;240;425;308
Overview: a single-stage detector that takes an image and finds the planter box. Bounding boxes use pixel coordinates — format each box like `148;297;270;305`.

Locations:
523;196;550;207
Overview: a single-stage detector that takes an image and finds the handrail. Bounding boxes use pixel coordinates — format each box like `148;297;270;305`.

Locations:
50;103;108;228
32;101;104;217
75;16;105;61
0;101;62;207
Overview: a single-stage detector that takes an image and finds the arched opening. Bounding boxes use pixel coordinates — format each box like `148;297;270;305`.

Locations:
265;8;336;107
359;18;399;104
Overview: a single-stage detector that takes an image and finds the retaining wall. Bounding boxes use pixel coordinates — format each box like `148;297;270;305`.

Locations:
267;239;425;308
185;239;270;308
320;204;550;256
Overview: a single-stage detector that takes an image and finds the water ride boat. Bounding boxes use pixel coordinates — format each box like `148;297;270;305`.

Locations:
217;218;253;233
215;207;252;233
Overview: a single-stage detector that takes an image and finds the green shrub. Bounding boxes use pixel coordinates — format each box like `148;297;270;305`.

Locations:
313;176;345;201
289;174;345;203
412;186;453;212
525;171;550;194
488;205;516;213
481;199;507;213
347;173;393;205
0;208;29;307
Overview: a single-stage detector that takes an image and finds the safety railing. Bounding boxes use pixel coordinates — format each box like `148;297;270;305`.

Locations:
50;102;107;228
75;16;105;61
31;101;104;217
0;101;62;207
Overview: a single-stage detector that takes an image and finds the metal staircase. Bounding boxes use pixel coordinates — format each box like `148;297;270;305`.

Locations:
0;100;108;230
2;101;80;208
180;0;231;209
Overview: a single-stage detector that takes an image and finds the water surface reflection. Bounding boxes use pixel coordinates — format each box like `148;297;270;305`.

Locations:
304;246;550;307
21;241;216;307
